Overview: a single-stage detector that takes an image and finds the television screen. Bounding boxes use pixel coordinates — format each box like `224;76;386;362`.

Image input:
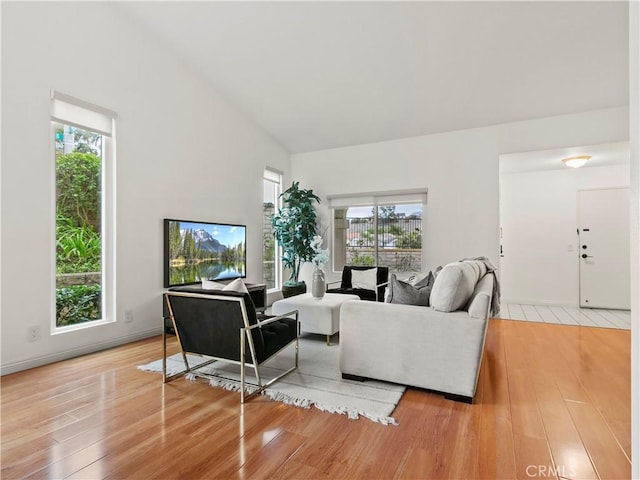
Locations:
164;219;246;287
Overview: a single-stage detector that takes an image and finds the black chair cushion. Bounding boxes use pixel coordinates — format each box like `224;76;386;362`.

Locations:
326;287;378;302
258;317;298;362
165;291;265;363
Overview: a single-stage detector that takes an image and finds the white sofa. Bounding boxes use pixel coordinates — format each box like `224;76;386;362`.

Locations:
339;266;495;403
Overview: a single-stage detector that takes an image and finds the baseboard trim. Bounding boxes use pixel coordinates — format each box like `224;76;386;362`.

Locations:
501;298;578;308
0;327;161;376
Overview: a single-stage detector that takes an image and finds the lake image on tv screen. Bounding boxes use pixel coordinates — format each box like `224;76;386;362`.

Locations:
167;221;246;285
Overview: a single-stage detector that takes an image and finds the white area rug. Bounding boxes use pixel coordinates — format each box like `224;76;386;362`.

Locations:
138;335;405;425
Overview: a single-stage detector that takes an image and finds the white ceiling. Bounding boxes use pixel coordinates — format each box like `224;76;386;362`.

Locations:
120;1;629;153
499;141;630;175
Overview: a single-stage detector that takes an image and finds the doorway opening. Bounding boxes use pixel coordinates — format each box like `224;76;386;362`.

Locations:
499;141;630;318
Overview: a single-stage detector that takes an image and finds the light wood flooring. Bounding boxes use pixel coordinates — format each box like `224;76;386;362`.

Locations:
497;304;631;330
0;319;631;479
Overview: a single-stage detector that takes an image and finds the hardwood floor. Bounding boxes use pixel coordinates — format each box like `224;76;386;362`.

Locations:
1;319;630;479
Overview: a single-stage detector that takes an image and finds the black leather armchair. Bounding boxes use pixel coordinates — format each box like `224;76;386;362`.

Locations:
163;290;299;403
326;266;389;302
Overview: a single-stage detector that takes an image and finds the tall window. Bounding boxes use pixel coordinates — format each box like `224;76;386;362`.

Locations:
330;190;427;273
263;168;282;291
51;92;116;330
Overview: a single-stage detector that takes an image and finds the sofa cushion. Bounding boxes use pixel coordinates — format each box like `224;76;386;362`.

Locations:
386;273;432;306
430;262;481;312
351;267;378;290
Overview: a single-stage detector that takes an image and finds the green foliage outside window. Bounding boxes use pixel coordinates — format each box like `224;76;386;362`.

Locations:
55;151;102;276
395;228;422;249
56;212;101;274
56;152;101;231
55;130;103;326
56;284;101;326
349;249;375;266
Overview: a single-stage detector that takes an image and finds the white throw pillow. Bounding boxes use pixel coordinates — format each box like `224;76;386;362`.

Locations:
201;279;225;290
351;268;378;290
429;262;479;312
223;277;249;294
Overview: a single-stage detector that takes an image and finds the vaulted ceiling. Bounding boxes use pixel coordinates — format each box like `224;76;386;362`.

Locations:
121;1;629;153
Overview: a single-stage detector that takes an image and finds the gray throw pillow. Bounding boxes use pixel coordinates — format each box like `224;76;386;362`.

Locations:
414;271;434;288
433;265;443;280
386;273;432;306
405;270;434;286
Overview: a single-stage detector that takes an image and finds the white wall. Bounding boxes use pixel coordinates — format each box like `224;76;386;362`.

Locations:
291;107;629;277
500;165;630;306
0;3;290;374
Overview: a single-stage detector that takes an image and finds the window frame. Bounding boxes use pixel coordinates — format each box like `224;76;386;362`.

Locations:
50;92;117;334
263;168;283;293
328;189;427;274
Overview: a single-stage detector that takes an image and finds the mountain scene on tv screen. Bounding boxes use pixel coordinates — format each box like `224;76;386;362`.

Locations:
168;221;245;285
191;229;227;254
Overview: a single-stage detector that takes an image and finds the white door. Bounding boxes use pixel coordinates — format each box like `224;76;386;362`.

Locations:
578;188;630;309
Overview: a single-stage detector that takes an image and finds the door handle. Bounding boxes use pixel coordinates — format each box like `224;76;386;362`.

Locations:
581;254;593;259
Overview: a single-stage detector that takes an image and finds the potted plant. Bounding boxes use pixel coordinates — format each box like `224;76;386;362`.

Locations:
271;181;320;297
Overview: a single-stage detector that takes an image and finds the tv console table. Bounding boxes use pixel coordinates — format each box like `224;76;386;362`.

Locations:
162;282;267;332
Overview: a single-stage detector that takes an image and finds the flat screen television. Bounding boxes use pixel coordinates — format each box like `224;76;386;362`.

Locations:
164;218;246;288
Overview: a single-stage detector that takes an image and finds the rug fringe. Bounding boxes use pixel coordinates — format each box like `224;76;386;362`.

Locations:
137;364;185;376
265;389;312;409
208;377;242;392
265;391;398;426
138;352;403;426
204;375;259;395
314;402;398;426
188;375;397;425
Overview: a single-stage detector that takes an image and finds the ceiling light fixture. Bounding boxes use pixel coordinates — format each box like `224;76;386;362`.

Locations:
561;155;591;168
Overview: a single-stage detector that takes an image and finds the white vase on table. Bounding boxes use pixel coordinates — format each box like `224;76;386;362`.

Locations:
311;266;326;299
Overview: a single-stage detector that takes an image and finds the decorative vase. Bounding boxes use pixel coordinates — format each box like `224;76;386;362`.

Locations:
312;267;326;299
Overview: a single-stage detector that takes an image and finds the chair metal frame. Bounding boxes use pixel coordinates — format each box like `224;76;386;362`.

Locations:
163;291;299;403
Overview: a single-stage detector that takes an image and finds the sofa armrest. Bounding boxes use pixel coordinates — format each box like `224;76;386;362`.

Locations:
468;293;490;319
